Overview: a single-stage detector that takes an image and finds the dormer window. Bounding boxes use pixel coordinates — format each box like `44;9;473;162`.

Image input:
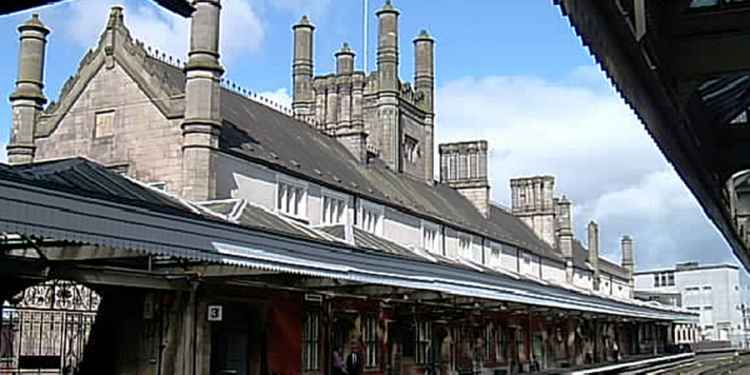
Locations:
358;201;384;235
322;191;347;225
458;234;472;259
422;221;440;253
277;176;307;219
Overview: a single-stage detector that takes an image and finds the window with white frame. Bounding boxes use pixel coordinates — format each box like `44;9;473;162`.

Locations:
302;312;320;371
277;178;307;218
358;201;383;235
520;252;534;276
415;321;431;365
322;192;347;225
488;245;502;269
422;222;439;253
458;234;472;259
362;315;378;369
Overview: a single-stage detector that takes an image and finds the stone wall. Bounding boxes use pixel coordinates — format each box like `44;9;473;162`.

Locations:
35;62;184;192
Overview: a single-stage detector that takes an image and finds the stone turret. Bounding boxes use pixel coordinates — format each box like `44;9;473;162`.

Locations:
414;29;435;183
336;43;355;75
292;16;314;121
588;221;600;290
557;196;574;283
7;14;49;165
439;141;490;217
181;0;224;201
291;1;435;175
375;0;401;171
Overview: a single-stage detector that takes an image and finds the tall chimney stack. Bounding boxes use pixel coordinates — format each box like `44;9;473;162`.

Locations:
588;221;600;290
292;16;314;120
557;196;574;283
621;235;635;280
439;141;490;217
377;0;399;91
414;29;435;183
335;42;355;75
181;0;224;201
7;14;49;165
511;176;556;247
375;0;401;171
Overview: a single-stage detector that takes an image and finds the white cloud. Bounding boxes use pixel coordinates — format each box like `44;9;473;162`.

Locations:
0;142;6;163
270;0;332;20
258;88;293;109
57;0;263;65
436;67;735;270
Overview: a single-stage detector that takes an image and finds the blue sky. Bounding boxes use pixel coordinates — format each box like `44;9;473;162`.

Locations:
0;0;739;272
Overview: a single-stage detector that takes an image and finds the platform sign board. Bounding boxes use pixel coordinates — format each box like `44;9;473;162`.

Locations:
207;305;223;322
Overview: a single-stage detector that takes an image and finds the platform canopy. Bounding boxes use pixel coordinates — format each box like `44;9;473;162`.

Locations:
0;158;698;322
1;0;194;17
556;0;750;270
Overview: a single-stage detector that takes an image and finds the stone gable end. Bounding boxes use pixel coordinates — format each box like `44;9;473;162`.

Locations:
35;61;184;192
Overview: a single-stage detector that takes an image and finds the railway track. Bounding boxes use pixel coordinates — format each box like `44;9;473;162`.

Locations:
656;353;750;375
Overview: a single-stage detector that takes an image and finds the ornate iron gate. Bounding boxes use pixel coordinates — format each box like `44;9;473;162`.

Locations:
0;280;100;375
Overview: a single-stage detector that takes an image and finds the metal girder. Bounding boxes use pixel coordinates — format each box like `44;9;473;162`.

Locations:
717;127;750;181
157;264;279;278
37;245;144;261
671;33;750;79
0;256;191;290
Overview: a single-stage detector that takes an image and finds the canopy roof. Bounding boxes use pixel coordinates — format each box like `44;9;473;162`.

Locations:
0;0;193;17
0;158;697;321
556;0;750;270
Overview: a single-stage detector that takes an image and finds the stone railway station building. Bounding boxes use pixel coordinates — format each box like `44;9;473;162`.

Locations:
1;1;697;374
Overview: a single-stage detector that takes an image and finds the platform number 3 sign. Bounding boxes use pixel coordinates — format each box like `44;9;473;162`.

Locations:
207;305;223;322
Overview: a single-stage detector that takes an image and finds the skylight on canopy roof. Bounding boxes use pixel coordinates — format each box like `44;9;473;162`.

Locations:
690;0;750;7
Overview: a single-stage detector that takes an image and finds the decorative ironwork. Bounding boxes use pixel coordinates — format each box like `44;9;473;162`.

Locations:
1;280;100;374
11;280;101;313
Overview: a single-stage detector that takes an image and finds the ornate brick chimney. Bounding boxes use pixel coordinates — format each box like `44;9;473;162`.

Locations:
439;141;490;217
511;176;556;246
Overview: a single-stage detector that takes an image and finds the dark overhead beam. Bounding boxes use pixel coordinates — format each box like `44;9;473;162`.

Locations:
0;0;194;17
717;127;750;179
671;33;750;79
0;256;190;290
39;245;144;261
671;6;750;37
158;264;279;278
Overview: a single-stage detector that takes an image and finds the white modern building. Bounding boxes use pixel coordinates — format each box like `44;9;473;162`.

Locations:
635;262;750;347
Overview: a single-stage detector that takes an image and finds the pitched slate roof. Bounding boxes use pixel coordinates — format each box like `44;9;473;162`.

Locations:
125;54;628;277
219;89;561;261
572;240;629;280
